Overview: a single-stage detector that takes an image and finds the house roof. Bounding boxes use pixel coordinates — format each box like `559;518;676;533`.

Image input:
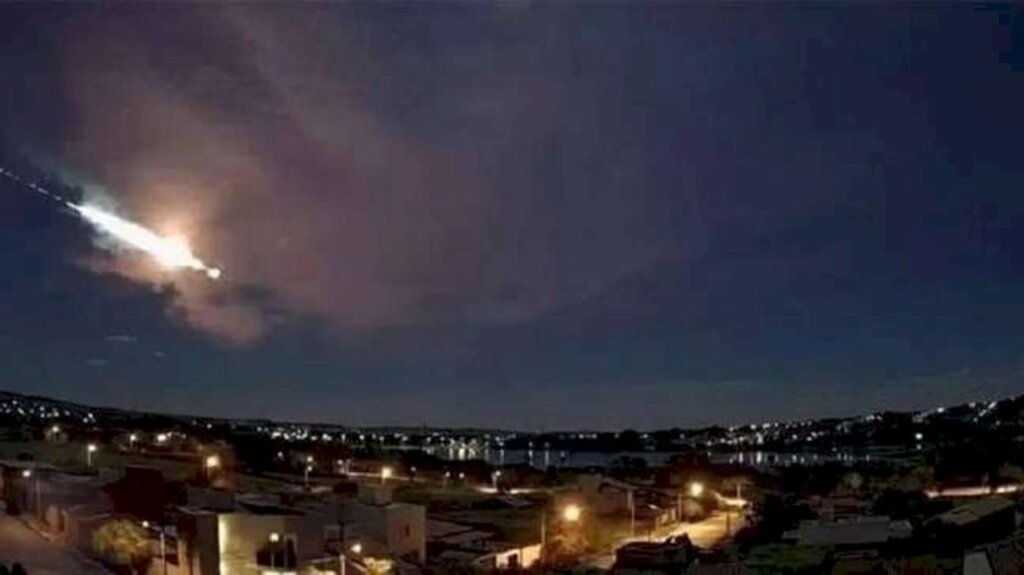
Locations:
977;536;1024;575
932;497;1014;527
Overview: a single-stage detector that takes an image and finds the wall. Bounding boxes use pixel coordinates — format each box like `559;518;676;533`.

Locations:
344;501;426;562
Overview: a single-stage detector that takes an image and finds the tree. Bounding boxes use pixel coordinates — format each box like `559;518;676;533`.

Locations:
364;558;394;575
93;519;151;573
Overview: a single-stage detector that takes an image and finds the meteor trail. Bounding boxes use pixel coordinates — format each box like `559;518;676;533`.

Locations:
1;166;222;280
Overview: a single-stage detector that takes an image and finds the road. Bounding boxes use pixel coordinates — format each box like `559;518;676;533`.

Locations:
0;514;109;574
584;510;746;569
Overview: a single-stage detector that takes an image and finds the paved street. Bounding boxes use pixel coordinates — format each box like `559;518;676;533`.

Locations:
0;514;108;574
584;510;746;569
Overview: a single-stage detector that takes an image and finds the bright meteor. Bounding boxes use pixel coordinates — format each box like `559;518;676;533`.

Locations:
1;166;222;280
72;204;222;279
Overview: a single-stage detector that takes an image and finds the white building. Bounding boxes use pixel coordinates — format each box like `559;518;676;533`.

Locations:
341;483;426;562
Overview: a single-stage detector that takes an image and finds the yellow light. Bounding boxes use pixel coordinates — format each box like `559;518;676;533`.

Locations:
689;482;704;498
205;454;221;469
87;443;98;453
51;425;60;434
350;542;363;555
562;504;582;523
129;433;137;442
381;466;393;481
156;433;168;444
142;520;150;529
269;532;280;543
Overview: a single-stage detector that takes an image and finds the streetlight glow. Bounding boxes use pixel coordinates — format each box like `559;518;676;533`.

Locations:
689;481;704;498
381;466;393;483
21;469;32;478
562;503;582;523
205;454;221;469
269;532;281;543
87;443;98;453
350;542;363;555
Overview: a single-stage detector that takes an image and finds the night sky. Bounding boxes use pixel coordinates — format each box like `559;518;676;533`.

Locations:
1;5;1023;430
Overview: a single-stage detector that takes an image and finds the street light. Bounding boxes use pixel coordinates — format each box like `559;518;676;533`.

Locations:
269;532;281;570
689;481;705;498
381;466;393;484
142;521;168;575
339;541;362;575
86;443;98;467
129;433;138;448
305;465;313;488
205;454;221;482
562;503;582;523
540;503;584;565
492;470;502;491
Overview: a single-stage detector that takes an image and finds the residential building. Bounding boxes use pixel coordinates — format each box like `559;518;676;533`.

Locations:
783;516;912;547
341;483;426;562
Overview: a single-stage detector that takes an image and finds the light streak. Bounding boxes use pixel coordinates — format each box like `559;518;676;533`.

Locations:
72;204;221;279
1;166;222;279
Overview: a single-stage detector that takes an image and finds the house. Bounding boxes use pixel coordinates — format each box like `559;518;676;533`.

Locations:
963;535;1024;575
427;518;540;571
783;516;912;547
927;497;1017;549
578;474;636;515
172;497;340;575
341;482;426;562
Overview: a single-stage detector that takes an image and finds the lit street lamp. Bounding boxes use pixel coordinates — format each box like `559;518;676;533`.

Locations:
269;532;280;570
492;470;502;491
142;520;168;575
380;466;393;484
562;503;582;523
22;468;41;516
205;454;221;470
205;454;221;482
129;433;138;448
86;443;98;467
689;481;705;498
339;541;362;575
540;503;584;564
